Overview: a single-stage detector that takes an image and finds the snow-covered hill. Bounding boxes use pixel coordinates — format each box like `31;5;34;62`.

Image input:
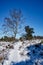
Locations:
0;40;43;65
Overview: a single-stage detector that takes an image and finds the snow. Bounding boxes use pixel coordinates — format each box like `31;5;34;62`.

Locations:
3;41;30;65
0;39;43;65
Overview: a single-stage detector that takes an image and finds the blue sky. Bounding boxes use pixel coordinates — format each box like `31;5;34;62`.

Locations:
0;0;43;38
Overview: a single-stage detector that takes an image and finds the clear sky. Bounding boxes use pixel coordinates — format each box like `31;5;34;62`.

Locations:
0;0;43;38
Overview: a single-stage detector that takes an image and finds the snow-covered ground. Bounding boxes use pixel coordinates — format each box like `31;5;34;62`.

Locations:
0;39;43;65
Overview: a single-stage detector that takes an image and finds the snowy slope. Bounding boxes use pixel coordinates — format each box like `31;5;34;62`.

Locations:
3;41;30;65
0;40;43;65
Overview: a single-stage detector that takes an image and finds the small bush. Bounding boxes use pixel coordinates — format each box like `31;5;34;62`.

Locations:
19;37;23;41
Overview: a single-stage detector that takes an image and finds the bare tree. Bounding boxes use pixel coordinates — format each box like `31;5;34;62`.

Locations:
3;9;24;38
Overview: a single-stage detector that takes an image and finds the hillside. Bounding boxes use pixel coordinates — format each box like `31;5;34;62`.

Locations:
0;39;43;65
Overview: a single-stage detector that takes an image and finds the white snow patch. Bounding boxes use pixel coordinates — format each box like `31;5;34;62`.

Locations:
3;41;30;65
